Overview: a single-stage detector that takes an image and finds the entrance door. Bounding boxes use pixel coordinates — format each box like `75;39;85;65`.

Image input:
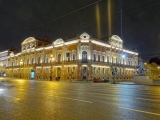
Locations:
82;67;87;79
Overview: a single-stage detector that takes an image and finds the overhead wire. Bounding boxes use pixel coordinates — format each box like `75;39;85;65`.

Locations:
32;0;102;29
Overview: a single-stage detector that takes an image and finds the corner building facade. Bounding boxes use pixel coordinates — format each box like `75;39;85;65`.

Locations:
6;32;138;81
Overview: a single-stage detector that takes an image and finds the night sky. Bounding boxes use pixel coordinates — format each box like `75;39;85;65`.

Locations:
0;0;160;61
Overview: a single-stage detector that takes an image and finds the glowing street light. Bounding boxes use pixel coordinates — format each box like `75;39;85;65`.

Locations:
121;54;125;59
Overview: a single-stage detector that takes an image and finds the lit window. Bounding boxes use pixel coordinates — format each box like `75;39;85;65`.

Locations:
72;67;75;73
98;55;100;62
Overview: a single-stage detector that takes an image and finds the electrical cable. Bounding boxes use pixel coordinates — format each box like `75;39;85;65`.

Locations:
32;0;102;29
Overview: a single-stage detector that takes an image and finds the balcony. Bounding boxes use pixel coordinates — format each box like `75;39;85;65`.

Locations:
81;60;88;63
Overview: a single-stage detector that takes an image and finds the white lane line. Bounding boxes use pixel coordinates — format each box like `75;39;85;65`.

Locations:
119;107;160;116
136;98;160;102
54;96;92;103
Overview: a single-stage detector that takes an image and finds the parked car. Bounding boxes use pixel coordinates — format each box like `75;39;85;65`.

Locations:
101;79;109;83
93;78;101;82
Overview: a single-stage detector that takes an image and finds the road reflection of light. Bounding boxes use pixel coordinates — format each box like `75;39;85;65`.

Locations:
30;80;34;84
17;79;26;83
47;82;60;89
0;87;5;94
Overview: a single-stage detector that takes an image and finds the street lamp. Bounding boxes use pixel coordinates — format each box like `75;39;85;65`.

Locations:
20;59;23;79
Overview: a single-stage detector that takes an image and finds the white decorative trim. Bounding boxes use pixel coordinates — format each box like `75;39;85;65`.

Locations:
81;45;89;52
53;38;64;45
80;32;90;39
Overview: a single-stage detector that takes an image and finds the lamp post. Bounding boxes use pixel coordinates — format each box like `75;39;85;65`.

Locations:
20;59;23;79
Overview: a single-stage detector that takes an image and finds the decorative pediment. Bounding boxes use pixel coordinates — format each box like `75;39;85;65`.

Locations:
81;45;89;51
80;32;90;39
10;52;14;57
53;38;64;45
22;37;36;45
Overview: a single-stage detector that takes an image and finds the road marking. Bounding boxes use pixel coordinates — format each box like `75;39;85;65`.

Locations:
136;98;160;102
119;107;160;116
54;96;92;103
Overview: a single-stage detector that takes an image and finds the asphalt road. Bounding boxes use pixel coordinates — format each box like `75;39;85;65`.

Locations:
0;78;160;120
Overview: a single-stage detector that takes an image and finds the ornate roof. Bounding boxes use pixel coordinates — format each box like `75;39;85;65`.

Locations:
53;38;64;45
21;37;36;45
111;35;123;42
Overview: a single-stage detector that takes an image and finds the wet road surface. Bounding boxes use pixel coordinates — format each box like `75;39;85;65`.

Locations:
0;78;160;120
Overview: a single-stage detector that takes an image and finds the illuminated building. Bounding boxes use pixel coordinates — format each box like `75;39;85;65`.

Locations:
144;62;160;80
6;32;138;81
0;50;15;77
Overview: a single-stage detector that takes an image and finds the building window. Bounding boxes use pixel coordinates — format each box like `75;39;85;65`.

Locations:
27;58;29;65
73;54;75;61
98;68;100;74
72;67;75;73
102;68;105;74
107;56;109;62
94;67;96;74
102;56;104;62
58;54;61;62
46;57;48;63
83;67;86;73
38;57;40;64
98;55;100;62
82;51;87;62
66;53;70;61
31;58;34;64
94;54;96;61
112;56;114;63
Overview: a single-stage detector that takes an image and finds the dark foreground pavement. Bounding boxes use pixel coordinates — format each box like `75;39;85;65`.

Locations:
0;78;160;120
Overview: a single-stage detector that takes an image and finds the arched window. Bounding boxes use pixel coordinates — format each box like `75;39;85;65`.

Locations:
102;68;105;74
102;56;104;62
58;54;61;62
38;56;40;64
93;67;96;74
46;58;48;63
66;53;70;61
73;54;75;61
107;56;109;62
98;55;100;62
82;51;87;62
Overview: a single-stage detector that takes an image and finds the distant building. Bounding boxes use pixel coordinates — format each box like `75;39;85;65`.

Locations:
6;32;138;81
0;49;18;77
149;58;160;65
144;62;160;80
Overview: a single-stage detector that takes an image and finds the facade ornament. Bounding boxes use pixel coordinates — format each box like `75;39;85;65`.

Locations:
53;38;64;45
80;32;90;39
